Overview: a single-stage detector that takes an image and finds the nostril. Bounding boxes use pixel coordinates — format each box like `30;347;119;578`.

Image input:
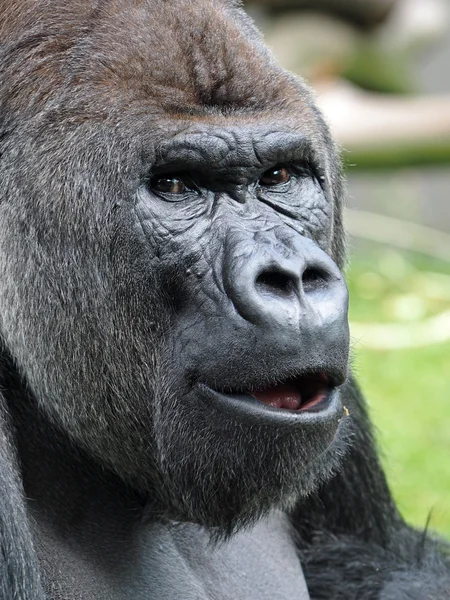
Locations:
255;270;296;299
302;267;330;293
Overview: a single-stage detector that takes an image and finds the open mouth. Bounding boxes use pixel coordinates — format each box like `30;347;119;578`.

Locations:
250;373;331;412
196;372;343;424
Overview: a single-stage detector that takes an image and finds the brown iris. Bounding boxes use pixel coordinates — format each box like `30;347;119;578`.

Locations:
259;166;290;187
152;176;187;194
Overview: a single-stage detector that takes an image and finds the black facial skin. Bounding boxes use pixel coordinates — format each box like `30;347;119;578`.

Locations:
133;125;350;526
0;1;449;599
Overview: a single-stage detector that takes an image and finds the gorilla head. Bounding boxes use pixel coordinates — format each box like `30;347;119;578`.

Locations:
0;0;349;532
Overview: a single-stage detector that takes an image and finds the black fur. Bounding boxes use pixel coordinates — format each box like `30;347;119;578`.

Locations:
0;1;448;598
294;380;450;598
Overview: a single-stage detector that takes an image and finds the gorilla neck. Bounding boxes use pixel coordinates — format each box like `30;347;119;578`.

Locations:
7;384;142;526
5;384;310;600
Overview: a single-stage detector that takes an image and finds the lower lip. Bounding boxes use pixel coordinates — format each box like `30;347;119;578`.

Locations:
195;384;343;426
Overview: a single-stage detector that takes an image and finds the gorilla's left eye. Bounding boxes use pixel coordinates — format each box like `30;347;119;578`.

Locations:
150;175;188;195
259;166;291;187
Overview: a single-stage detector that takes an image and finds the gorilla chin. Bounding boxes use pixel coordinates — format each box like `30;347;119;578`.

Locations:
151;365;350;533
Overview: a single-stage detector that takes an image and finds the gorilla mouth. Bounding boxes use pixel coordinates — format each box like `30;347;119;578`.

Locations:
250;373;331;412
197;371;341;421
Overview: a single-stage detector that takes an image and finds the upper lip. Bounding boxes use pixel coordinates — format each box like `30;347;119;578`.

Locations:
211;369;345;396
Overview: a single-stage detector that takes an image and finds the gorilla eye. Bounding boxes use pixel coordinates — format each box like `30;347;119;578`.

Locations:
151;176;188;195
259;166;291;187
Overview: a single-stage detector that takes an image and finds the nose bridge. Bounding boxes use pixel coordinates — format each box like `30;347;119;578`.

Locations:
250;228;306;278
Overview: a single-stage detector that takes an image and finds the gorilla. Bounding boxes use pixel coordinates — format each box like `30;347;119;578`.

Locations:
0;0;448;598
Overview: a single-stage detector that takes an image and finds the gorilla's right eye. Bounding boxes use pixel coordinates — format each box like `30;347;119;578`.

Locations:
150;176;188;195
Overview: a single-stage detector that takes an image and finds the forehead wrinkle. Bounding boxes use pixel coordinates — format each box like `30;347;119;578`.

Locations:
154;127;315;178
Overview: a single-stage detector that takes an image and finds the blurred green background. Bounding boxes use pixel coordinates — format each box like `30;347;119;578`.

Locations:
346;237;450;537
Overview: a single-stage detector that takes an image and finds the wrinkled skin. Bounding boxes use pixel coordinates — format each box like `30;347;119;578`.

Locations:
0;1;449;599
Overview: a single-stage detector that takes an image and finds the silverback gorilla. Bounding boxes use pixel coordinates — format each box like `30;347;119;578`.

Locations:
0;1;449;598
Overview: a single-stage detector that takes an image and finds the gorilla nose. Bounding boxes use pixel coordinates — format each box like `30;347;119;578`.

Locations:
224;237;349;334
255;265;328;302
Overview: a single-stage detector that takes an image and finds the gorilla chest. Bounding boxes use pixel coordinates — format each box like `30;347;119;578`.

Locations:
39;512;310;599
124;512;311;600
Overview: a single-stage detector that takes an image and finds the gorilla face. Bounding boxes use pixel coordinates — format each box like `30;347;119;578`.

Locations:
138;124;350;528
0;0;349;531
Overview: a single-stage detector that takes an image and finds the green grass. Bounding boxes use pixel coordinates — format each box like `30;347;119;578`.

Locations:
347;245;450;538
354;344;450;537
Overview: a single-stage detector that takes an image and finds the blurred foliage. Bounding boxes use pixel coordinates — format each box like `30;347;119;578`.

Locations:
347;244;450;537
344;143;450;170
343;42;412;94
